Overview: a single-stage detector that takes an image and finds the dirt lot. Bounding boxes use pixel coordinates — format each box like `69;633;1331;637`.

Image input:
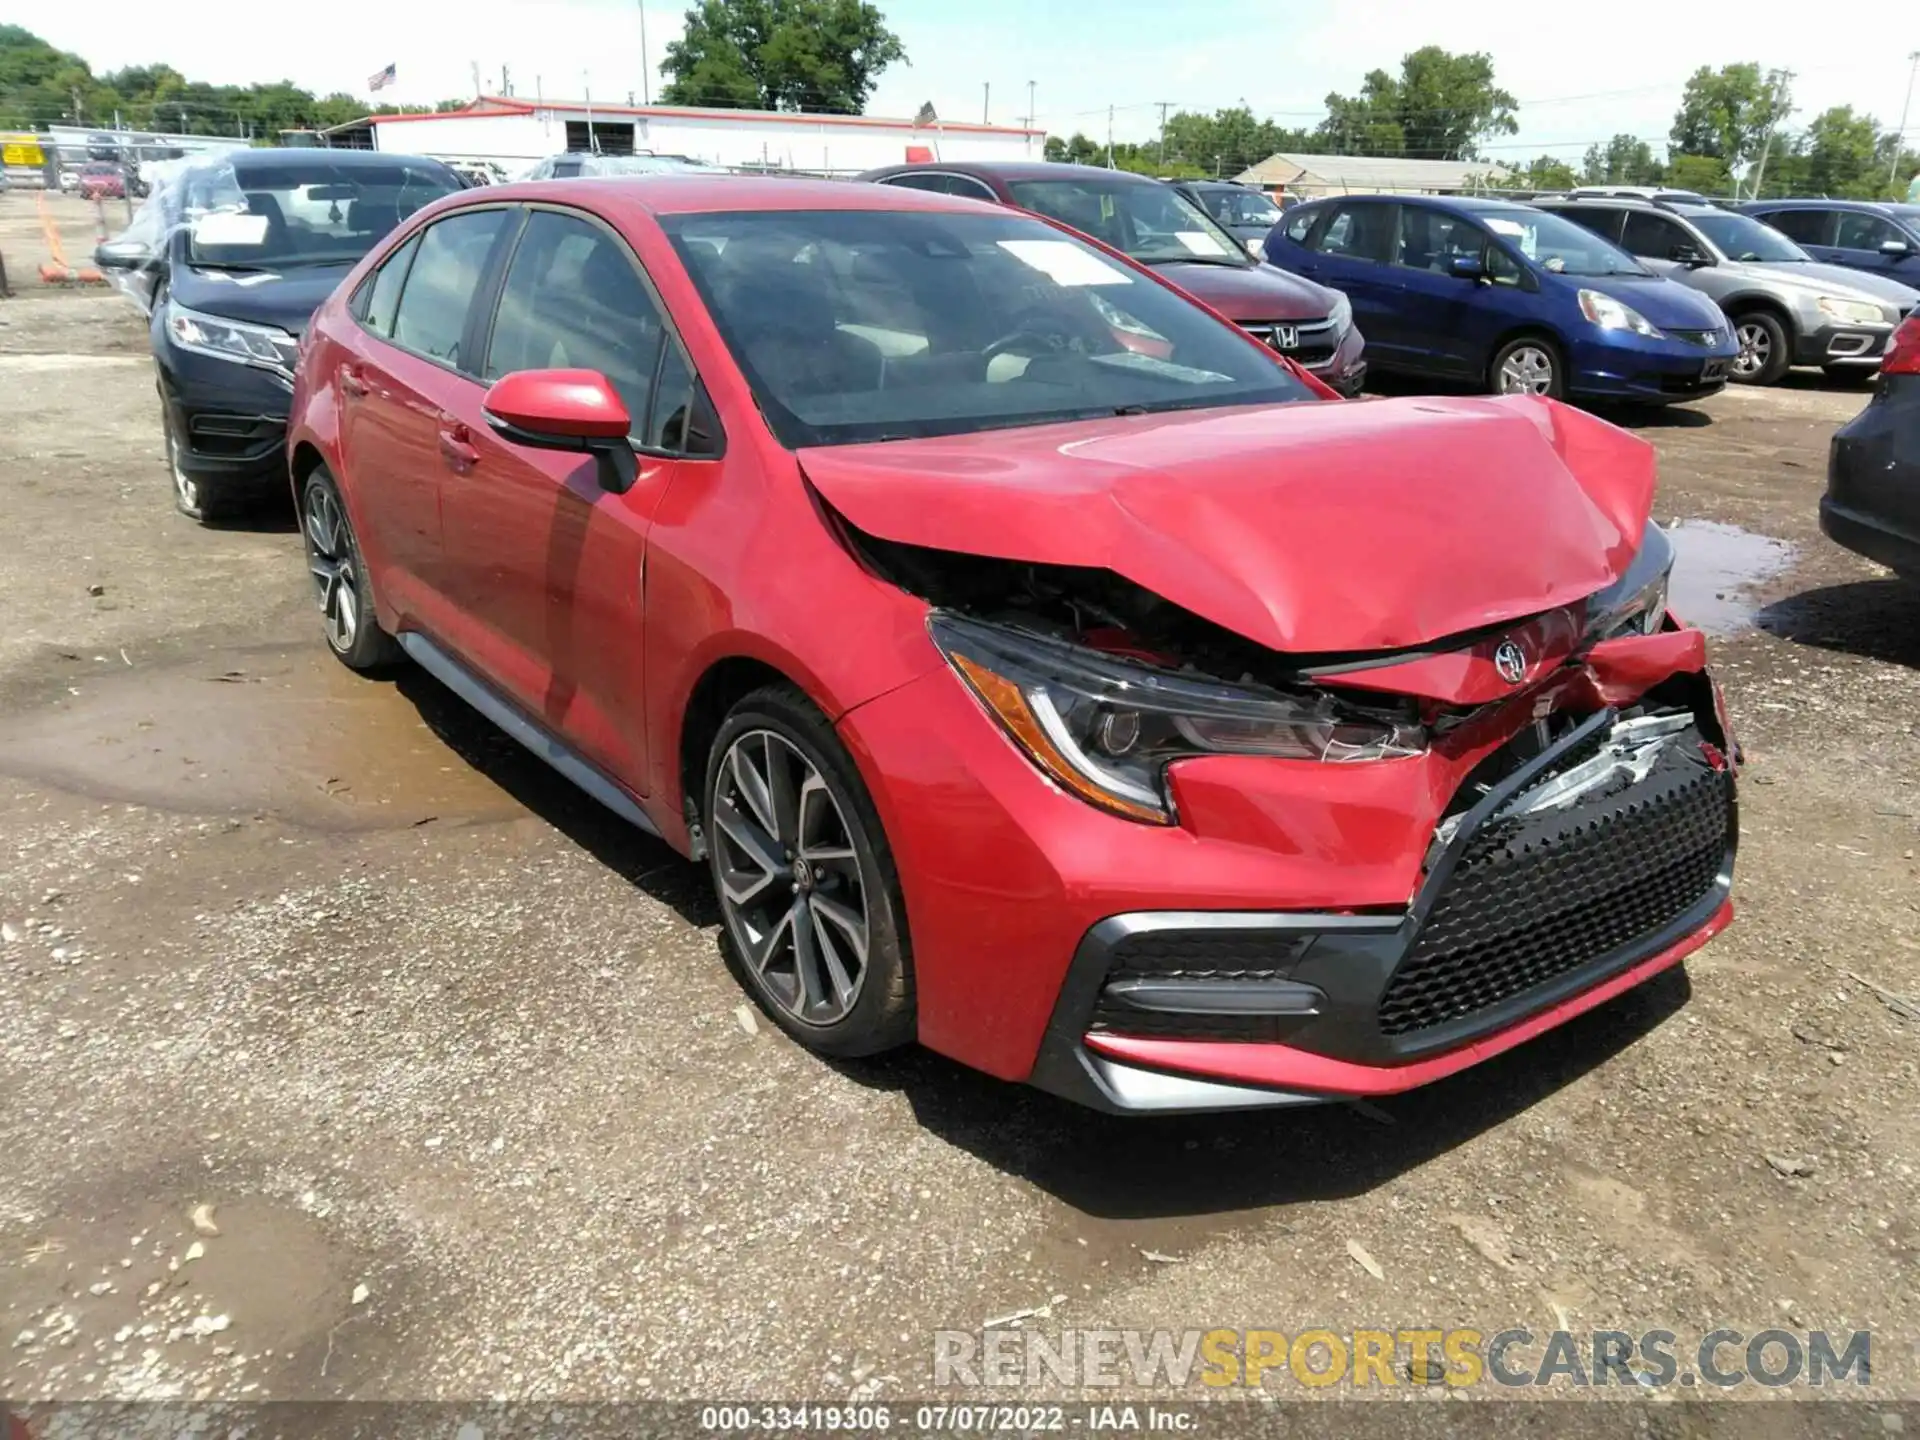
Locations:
2;266;1918;1419
0;189;139;293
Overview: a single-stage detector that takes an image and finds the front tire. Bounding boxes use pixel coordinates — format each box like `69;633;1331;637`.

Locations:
298;466;402;673
705;685;915;1057
1731;311;1790;385
1489;337;1565;398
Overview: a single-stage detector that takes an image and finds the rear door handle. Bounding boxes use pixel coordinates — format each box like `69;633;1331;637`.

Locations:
339;366;368;398
438;422;479;472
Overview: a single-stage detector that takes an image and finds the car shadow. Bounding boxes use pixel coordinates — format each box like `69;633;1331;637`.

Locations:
1777;369;1878;396
1594;402;1714;430
390;665;719;927
1758;580;1920;668
826;966;1692;1219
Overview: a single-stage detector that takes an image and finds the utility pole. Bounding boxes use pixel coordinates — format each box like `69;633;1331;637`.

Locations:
1893;51;1920;189
585;72;596;151
1748;68;1794;201
1106;104;1114;168
1157;100;1171;167
1026;79;1036;156
639;0;652;105
983;82;989;125
471;61;482;99
502;64;511;97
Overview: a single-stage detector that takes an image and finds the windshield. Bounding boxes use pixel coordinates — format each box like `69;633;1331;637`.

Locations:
1479;209;1649;277
179;158;457;269
1688;212;1808;263
665;209;1312;449
1004;178;1252;267
1199;187;1283;228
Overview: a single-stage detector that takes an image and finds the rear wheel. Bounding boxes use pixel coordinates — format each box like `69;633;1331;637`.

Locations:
1489;337;1564;399
704;685;914;1057
1730;311;1790;385
299;465;402;673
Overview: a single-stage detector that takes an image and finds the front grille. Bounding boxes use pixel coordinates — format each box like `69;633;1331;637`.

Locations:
1667;327;1724;348
1089;929;1315;1040
1243;318;1338;366
1375;729;1732;1038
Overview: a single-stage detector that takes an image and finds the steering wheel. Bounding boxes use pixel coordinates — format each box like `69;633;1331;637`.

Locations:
982;326;1075;362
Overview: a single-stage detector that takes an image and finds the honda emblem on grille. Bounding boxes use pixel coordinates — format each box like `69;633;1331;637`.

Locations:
1493;639;1528;685
1268;325;1298;351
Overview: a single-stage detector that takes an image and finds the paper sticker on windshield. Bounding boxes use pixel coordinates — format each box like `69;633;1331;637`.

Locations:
1484;216;1538;259
192;212;269;246
997;240;1133;287
1175;230;1229;256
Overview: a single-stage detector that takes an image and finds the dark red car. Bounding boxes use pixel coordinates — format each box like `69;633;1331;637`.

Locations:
77;161;126;200
287;176;1736;1114
857;160;1367;395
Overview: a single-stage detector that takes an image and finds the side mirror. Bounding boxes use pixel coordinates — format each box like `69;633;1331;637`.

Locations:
482;369;636;491
1881;238;1912;259
1448;254;1488;281
1672;244;1712;267
94;238;156;272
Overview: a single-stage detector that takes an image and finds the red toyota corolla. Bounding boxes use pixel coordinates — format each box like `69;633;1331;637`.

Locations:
287;176;1737;1114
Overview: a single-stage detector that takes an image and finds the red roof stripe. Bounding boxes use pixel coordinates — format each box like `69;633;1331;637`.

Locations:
351;96;1042;136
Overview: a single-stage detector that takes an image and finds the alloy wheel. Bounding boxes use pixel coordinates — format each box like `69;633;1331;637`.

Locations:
1496;346;1556;395
712;729;871;1026
302;483;360;653
1733;321;1771;379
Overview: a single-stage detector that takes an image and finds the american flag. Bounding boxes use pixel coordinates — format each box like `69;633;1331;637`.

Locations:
369;62;397;92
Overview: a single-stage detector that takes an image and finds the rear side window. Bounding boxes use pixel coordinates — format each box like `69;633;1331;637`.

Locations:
1557;208;1626;245
483;209;667;436
391;208;510;367
882;173;951;193
1309;204;1394;262
1835;211;1900;251
945;175;997;202
1760;209;1833;246
359;233;418;338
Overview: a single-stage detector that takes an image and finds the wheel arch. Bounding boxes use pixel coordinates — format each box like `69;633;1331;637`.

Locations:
1724;293;1797;337
675;654;804;859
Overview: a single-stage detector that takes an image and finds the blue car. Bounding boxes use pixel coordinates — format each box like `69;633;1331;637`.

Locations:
1265;195;1738;403
1737;199;1920;284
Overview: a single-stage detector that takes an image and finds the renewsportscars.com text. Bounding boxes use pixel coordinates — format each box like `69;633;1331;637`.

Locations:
933;1327;1872;1390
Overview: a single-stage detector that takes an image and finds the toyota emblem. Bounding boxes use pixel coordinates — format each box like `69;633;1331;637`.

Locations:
1493;640;1528;685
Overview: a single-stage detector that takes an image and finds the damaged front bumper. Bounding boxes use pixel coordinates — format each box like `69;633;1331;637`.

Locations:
838;622;1737;1113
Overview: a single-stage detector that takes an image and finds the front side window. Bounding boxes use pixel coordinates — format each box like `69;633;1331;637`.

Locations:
1006;178;1249;267
182;158;457;269
1760;209;1834;246
1282;207;1319;244
1835;211;1900;252
1621;211;1690;260
1689;212;1808;263
484;210;667;434
1395;208;1485;273
664;208;1312;450
390;208;510;367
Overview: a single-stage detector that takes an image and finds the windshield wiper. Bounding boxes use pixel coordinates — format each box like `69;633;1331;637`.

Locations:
1137;254;1248;269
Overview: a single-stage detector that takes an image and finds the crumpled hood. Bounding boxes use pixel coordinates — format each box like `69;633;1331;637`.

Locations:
802;395;1655;655
170;261;357;335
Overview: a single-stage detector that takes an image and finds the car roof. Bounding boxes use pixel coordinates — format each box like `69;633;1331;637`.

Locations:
860;159;1154;185
230;148;452;172
1749;197;1898;213
448;173;1002;218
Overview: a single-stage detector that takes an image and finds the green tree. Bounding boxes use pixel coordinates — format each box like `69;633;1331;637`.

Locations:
1798;106;1884;197
1665;152;1734;197
658;0;906;113
1579;133;1662;186
1160;105;1315;176
1669;63;1792;169
1317;47;1518;159
1492;154;1578;192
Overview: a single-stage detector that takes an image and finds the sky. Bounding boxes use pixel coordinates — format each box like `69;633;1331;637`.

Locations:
22;0;1920;157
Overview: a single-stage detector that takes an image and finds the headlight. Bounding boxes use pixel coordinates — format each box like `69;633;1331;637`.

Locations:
1817;295;1886;326
1578;289;1662;338
1587;522;1674;640
164;300;300;384
1326;289;1353;334
929;613;1425;824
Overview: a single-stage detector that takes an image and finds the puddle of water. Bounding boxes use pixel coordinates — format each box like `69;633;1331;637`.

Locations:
1664;519;1797;636
0;647;527;831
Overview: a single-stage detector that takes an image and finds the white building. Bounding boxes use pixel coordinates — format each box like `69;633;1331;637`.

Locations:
322;96;1043;177
1235;152;1511;197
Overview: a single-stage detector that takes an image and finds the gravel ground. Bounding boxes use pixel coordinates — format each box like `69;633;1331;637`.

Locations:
1;284;1916;1423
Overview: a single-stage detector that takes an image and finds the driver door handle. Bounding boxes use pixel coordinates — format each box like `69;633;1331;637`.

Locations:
438;422;479;472
339;365;368;398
